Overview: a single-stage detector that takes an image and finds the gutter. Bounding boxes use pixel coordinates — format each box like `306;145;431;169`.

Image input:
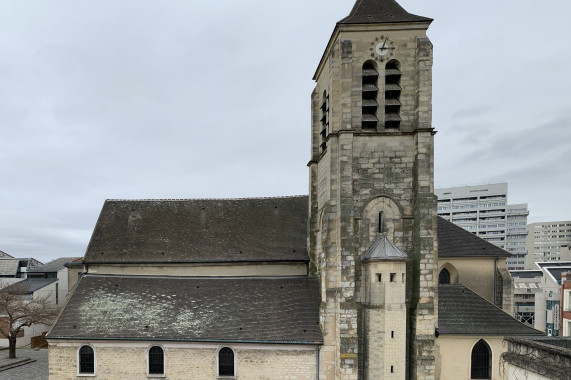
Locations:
316;345;320;380
46;336;324;345
494;257;498;305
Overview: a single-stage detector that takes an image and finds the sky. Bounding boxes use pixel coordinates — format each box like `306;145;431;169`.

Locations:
1;0;570;263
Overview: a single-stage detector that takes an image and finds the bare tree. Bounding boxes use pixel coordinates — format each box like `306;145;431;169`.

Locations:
0;281;60;358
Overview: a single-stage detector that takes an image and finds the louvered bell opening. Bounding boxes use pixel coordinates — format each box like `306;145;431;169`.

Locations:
362;114;379;122
385;106;401;116
362;84;379;92
363;99;379;107
320;141;327;150
320;101;327;110
320;127;327;136
384;84;401;92
385;68;402;76
363;68;379;77
385;112;401;129
320;114;327;123
385;98;401;106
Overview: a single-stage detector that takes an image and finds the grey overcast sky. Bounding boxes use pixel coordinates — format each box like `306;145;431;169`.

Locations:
1;0;570;263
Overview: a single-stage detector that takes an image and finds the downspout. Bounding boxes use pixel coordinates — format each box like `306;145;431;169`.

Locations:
494;257;498;305
316;345;320;380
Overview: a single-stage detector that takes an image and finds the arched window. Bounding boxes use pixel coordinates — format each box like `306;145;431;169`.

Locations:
218;347;235;377
362;61;379;129
385;61;402;129
439;268;451;284
471;339;492;379
78;345;95;374
149;346;164;375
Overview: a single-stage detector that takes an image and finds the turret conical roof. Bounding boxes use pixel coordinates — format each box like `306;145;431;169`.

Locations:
362;236;408;262
339;0;432;25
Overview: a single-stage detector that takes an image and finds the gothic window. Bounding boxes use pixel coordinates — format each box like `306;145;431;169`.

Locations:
78;345;95;374
362;61;379;129
471;340;492;379
385;61;402;128
218;347;235;377
320;91;328;152
439;269;451;284
148;346;164;375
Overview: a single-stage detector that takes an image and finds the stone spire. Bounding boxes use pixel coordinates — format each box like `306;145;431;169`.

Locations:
339;0;432;25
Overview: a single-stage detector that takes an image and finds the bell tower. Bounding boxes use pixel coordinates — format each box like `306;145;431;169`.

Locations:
307;1;437;379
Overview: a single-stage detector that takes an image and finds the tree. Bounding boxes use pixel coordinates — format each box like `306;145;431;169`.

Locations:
0;281;60;358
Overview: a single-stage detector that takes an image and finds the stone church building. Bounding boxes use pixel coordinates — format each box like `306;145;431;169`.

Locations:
47;1;541;379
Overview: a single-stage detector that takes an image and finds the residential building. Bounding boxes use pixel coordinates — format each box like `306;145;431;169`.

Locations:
525;221;571;269
0;257;78;348
534;262;571;336
511;270;542;327
46;1;541;379
561;271;571;336
435;183;529;271
0;250;42;287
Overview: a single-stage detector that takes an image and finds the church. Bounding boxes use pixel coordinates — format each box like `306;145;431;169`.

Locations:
46;1;541;379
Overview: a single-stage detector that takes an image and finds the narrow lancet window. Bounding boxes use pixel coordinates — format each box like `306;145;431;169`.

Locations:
320;91;328;152
385;61;402;128
362;61;379;129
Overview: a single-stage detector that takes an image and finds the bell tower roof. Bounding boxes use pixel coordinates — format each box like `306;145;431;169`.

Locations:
339;0;432;25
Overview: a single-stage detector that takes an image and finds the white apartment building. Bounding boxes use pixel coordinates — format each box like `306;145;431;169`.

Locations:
435;183;529;271
525;221;571;269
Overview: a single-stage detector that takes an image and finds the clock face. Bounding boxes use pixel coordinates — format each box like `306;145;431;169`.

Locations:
370;36;395;62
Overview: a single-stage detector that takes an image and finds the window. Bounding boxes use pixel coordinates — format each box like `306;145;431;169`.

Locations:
149;346;164;375
362;61;379;129
390;273;396;282
78;345;95;375
471;340;491;379
320;91;328;152
384;61;402;128
439;269;450;284
218;347;235;377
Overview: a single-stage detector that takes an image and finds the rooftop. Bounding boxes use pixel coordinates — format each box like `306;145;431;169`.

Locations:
48;274;322;344
84;196;309;265
438;284;543;336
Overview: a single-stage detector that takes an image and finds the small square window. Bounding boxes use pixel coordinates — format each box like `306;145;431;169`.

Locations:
390;273;396;282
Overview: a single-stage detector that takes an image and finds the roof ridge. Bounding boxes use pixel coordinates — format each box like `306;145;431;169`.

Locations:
105;195;309;202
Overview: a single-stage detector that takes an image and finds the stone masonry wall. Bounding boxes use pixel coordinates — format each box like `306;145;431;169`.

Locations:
48;343;317;380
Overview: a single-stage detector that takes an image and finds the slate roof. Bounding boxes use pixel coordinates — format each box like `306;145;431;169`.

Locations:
510;270;543;279
362;236;408;261
339;0;432;25
438;284;543;336
437;217;510;257
48;275;323;344
2;278;58;294
28;257;80;273
536;261;571;269
545;267;571;283
84;196;309;265
0;259;20;276
0;250;13;258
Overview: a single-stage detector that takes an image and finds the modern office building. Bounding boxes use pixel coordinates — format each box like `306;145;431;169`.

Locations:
525;221;571;269
435;183;529;270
